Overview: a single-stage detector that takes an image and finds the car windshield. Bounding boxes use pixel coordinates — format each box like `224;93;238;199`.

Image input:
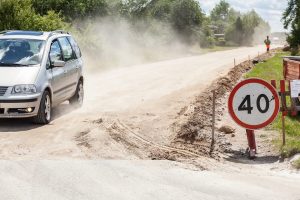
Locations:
0;39;45;66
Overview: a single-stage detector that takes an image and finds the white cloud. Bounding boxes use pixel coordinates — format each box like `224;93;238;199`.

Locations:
198;0;287;32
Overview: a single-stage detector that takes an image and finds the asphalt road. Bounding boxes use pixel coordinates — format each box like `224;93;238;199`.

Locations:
0;160;299;200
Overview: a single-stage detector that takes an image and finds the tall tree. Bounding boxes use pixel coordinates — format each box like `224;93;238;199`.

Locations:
225;10;270;46
241;10;261;45
148;0;175;21
120;0;152;19
170;0;204;33
210;0;230;22
283;0;300;52
210;0;230;34
225;16;243;45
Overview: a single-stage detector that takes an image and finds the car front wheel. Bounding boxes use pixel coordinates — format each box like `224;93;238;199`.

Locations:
33;91;51;124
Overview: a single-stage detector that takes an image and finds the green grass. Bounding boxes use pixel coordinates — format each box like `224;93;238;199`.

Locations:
292;158;300;169
245;52;288;80
245;51;300;158
272;116;300;157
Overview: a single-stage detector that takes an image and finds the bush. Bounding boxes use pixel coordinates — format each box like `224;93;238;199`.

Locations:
32;11;69;31
149;0;174;21
292;158;300;169
32;0;108;21
290;47;300;56
200;35;215;48
0;0;67;31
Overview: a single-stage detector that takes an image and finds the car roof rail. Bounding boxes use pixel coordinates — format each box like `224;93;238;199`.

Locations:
47;30;70;39
52;30;69;34
0;30;15;34
0;30;46;36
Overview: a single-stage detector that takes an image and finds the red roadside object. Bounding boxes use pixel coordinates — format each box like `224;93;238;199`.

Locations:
228;78;280;130
228;78;280;159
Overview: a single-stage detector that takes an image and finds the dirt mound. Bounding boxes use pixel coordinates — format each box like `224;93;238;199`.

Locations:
172;49;281;158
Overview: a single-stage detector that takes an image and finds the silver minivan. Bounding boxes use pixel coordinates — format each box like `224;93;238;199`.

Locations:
0;30;84;124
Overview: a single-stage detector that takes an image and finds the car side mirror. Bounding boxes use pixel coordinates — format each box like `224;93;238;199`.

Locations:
52;60;65;68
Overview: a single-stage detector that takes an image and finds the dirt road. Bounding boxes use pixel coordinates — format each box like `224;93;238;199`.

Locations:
1;45;299;199
0;45;268;159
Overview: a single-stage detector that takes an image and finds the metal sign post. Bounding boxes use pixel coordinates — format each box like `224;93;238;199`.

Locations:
280;80;287;146
228;78;280;158
246;129;257;157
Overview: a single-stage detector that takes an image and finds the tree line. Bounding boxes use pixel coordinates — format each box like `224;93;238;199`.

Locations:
283;0;300;55
0;0;270;48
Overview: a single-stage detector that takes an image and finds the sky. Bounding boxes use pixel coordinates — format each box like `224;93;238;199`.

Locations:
198;0;288;32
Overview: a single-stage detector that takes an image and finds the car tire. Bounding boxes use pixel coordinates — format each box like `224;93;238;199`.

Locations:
69;80;84;107
33;91;51;124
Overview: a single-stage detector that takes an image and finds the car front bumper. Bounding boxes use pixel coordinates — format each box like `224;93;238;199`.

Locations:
0;93;41;118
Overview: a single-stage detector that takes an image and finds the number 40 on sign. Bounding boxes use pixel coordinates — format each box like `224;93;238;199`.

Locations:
228;78;280;158
228;78;280;130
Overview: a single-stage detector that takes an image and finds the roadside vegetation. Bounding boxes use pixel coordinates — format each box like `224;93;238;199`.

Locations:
292;158;300;169
0;0;270;54
283;0;300;55
245;52;287;81
245;51;300;159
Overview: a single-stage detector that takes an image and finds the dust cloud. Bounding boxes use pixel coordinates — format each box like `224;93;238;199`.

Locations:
73;17;198;71
251;23;271;46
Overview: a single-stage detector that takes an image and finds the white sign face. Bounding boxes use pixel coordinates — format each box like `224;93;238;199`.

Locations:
228;79;280;130
290;80;300;98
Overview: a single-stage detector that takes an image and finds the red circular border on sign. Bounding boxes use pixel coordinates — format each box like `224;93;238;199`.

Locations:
228;78;280;130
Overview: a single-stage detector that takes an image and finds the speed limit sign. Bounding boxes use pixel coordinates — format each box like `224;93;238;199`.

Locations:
228;78;280;130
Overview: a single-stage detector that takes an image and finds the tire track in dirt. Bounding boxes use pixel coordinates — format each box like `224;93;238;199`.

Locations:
116;119;203;158
104;120;147;159
74;129;94;159
79;118;205;160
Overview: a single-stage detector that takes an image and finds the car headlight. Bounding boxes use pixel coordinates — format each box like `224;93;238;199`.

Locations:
12;85;37;94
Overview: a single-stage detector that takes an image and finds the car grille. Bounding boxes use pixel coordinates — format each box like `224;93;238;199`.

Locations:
0;86;8;96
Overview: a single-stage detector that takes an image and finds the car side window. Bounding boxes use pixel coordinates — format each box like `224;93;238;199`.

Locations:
67;36;81;58
50;40;63;63
58;37;74;62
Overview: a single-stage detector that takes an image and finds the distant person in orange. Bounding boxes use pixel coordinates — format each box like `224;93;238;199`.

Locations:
264;36;271;52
